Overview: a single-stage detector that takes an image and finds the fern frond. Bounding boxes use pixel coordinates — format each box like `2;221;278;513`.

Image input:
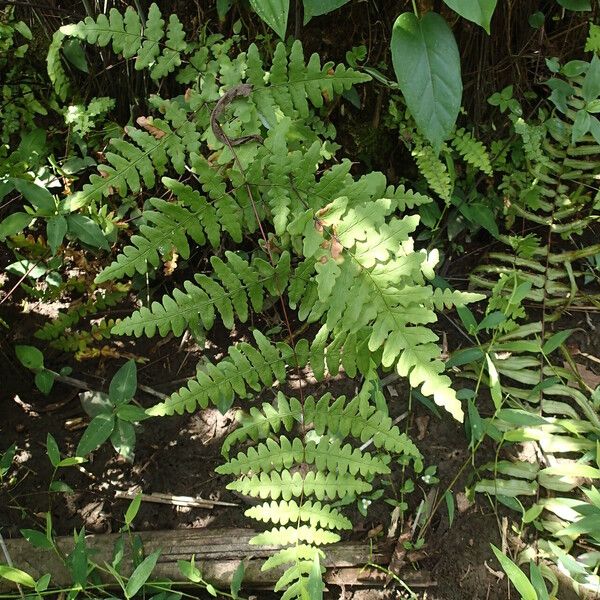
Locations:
35;285;129;341
110;251;289;336
228;470;371;501
250;526;340;546
452;128;493;175
146;333;304;416
59;4;187;80
411;142;453;202
246;40;370;126
66;112;200;211
245;500;352;530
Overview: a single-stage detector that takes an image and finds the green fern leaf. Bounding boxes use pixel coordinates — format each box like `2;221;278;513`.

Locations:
452;128;493;175
244;500;352;530
250;526;340;547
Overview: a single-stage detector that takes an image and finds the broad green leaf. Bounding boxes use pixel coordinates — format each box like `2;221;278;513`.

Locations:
230;560;245;598
542;329;574;355
490;545;537;600
178;557;202;583
67;214;110;250
557;0;591;10
442;0;497;33
80;391;113;418
14;21;32;39
20;529;53;550
76;413;115;457
125;493;142;526
583;55;600;103
572;110;591;143
35;573;51;592
15;345;44;370
126;549;161;598
391;11;462;151
467;399;483;445
446;347;484;368
47;215;67;254
0;565;36;588
109;360;137;404
46;433;60;467
49;480;74;493
0;212;33;241
249;0;289;40
303;0;351;23
475;478;538;496
14;179;55;213
62;38;88;73
110;420;136;463
117;404;149;423
68;529;88;588
477;311;506;332
35;370;55;395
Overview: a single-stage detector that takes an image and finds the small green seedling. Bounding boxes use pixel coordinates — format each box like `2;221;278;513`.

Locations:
77;360;147;462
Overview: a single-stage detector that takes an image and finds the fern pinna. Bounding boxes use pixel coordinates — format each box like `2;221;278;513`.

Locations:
216;381;421;598
50;5;482;596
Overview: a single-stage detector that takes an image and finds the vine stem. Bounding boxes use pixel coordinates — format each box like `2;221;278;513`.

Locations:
412;0;419;17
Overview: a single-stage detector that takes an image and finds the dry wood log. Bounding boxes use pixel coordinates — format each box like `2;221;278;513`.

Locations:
0;528;435;592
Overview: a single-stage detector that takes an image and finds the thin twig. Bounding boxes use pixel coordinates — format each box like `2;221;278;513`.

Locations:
0;531;24;600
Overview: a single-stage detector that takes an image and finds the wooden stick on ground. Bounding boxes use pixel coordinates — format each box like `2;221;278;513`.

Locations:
114;490;238;509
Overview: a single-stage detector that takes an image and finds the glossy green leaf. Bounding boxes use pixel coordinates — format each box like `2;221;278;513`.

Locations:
178;557;202;583
80;391;113;418
0;565;36;588
249;0;289;40
583;55;600;103
67;214;110;250
542;329;574;355
490;545;537;600
125;549;161;598
15;345;44;370
49;480;74;493
125;493;142;526
56;456;87;468
442;0;497;33
109;360;137;404
110;420;136;463
67;529;88;588
117;404;149;423
14;179;54;213
62;38;88;73
303;0;351;23
230;560;245;598
20;529;53;550
76;413;115;457
47;215;67;255
35;370;55;395
391;11;462;151
557;0;591;10
445;490;455;526
0;212;33;241
46;433;60;467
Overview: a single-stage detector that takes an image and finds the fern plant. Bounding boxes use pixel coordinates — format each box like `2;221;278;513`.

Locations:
49;5;483;596
216;379;421;598
472;57;600;315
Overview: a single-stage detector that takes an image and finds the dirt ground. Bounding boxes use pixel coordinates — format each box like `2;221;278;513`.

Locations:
0;297;525;600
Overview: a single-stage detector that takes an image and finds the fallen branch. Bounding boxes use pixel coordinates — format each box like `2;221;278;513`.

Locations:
114;490;238;509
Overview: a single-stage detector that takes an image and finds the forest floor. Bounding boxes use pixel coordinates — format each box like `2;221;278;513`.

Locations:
3;294;597;599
